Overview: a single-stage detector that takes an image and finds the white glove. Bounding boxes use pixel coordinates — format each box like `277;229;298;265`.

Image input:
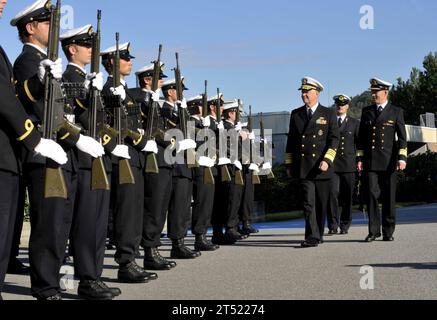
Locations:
198;156;215;168
233;160;243;171
218;157;231;166
177;98;187;109
248;131;256;140
176;139;196;153
34;138;68;165
142;140;158;154
262;162;272;170
235;122;243;132
217;122;225;130
111;145;130;159
85;72;104;91
38;58;63;83
151;90;161;102
249;163;260;173
76;134;104;159
202;116;211;128
110;85;126;101
137;128;145;136
261;137;268;144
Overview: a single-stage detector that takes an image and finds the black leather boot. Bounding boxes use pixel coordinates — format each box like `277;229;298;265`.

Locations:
226;228;248;240
241;221;259;235
144;247;177;270
96;279;122;297
194;234;220;251
170;239;199;259
78;280;113;300
118;261;149;283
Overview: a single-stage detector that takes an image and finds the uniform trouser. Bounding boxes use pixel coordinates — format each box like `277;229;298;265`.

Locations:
142;167;173;248
226;179;244;230
239;168;254;224
168;176;192;240
327;172;356;232
107;170;116;245
9;178;26;259
113;165;144;266
26;164;75;299
211;177;227;232
365;171;397;237
301;179;330;242
191;168;215;235
70;169;110;280
0;171;19;293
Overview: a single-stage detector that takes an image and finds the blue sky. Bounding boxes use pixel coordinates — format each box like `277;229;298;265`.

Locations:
1;0;437;113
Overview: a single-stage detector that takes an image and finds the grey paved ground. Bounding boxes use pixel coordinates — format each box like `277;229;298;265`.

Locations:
3;204;437;300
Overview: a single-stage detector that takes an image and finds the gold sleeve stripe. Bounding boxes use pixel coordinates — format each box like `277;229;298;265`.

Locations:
285;153;293;165
357;150;364;157
133;134;143;146
76;99;87;110
324;149;337;162
60;132;71;140
17;119;35;141
24;80;37;103
399;149;408;157
102;134;111;146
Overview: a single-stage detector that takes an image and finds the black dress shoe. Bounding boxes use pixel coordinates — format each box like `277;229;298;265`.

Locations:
383;236;394;242
37;293;63;301
118;262;149;283
194;234;220;252
78;280;113;300
171;239;199;259
327;229;338;236
301;240;319;248
144;247;177;270
365;234;381;242
241;222;259;235
340;230;349;235
211;233;236;246
96;280;121;297
225;228;247;241
7;258;30;275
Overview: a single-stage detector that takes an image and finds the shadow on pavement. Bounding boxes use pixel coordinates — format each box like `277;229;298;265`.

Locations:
347;262;437;270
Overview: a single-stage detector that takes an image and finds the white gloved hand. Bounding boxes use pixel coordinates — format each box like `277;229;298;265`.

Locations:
176;139;197;153
261;137;268;144
151;90;161;102
110;85;126;101
249;163;260;173
262;162;272;170
85;72;104;91
34;138;68;165
202;116;211;128
177;98;187;109
248;131;256;140
217;122;225;130
142;140;158;154
76;134;104;158
233;160;243;171
235;122;243;132
198;156;215;168
137;128;145;136
111;145;130;159
218;157;231;166
38;58;63;83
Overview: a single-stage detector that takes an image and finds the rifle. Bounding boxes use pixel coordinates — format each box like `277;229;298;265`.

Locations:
144;45;162;174
113;33;135;184
248;105;261;185
202;80;214;185
88;10;110;191
234;100;244;186
174;53;197;168
217;88;231;182
43;0;69;199
260;112;275;179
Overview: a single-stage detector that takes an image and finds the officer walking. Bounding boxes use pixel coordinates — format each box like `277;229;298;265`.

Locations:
285;77;339;248
327;94;360;235
357;78;407;242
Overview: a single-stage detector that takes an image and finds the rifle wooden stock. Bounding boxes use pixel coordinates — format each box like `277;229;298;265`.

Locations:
235;170;244;186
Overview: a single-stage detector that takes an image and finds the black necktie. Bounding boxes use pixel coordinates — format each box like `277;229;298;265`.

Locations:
338;118;343;127
378;106;383;114
307;108;313;121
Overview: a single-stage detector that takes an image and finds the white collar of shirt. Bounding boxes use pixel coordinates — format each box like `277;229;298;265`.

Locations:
25;43;47;55
68;63;87;75
109;75;126;87
142;88;154;94
306;102;319;114
338;114;347;122
378;101;389;110
225;119;235;126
